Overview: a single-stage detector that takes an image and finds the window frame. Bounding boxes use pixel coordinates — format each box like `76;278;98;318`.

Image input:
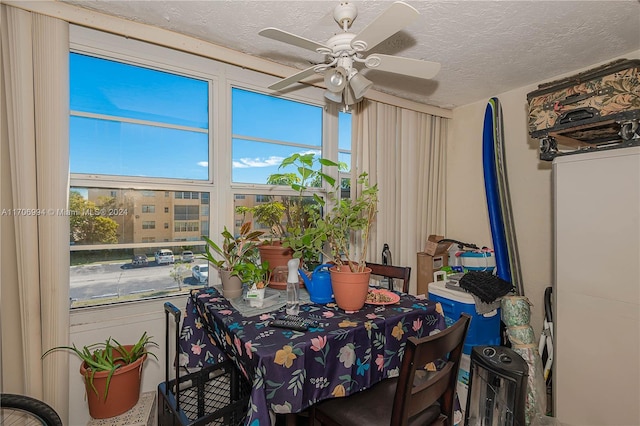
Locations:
68;25;347;308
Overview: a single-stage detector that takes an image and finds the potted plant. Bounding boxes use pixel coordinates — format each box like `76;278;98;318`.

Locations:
201;222;264;298
234;260;272;307
42;332;158;419
277;153;342;267
236;201;290;289
237;153;342;286
307;172;379;311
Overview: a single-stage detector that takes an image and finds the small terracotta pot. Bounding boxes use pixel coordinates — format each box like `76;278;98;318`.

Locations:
80;345;146;419
329;265;371;311
258;243;300;290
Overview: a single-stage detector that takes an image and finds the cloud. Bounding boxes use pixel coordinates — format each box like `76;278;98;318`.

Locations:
233;156;284;169
197;161;208;167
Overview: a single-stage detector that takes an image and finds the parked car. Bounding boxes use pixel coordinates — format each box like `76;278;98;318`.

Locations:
131;254;148;267
181;251;195;262
155;249;175;265
192;264;209;283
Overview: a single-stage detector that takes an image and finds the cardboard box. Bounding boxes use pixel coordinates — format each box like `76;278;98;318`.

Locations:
424;235;452;256
416;251;448;295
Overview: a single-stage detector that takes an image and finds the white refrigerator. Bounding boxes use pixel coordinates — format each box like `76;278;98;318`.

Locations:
553;146;640;425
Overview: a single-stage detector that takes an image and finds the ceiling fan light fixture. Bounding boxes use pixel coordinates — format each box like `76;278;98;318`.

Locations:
259;1;441;102
324;89;343;103
349;72;373;99
324;66;347;92
343;85;361;106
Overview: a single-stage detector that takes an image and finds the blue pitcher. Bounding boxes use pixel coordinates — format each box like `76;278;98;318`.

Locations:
299;264;334;304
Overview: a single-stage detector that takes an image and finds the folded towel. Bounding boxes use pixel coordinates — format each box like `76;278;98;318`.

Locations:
470;293;503;315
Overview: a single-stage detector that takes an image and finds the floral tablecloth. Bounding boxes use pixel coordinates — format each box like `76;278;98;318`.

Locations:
179;287;446;426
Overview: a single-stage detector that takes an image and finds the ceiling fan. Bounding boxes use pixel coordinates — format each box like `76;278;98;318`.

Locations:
259;1;441;107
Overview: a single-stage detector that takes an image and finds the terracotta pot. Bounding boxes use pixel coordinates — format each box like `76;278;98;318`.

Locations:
80;345;146;419
258;242;293;290
220;269;243;299
329;265;371;311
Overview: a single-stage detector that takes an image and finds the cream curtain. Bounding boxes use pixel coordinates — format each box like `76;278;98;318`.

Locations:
352;100;448;294
1;5;70;422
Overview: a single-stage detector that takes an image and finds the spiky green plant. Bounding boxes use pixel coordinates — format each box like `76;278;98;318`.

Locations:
42;332;157;399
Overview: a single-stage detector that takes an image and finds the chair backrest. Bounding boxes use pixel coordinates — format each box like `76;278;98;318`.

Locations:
391;313;471;426
366;262;411;293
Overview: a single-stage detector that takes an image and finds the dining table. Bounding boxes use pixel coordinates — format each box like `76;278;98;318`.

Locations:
178;284;449;426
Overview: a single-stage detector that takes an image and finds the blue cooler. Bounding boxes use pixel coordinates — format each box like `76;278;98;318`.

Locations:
428;280;501;355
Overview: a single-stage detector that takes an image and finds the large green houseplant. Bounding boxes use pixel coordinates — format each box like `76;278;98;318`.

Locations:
323;172;379;271
236;153;342;285
42;332;157;419
304;172;379;310
201;222;264;298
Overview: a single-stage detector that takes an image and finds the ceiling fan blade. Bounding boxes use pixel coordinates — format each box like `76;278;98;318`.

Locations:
259;27;329;52
350;1;420;52
365;54;441;79
268;66;319;91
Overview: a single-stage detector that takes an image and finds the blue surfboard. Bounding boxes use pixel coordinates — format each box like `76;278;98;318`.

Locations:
491;98;524;295
483;99;512;284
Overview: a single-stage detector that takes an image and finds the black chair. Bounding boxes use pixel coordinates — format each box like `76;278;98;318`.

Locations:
311;313;471;426
158;302;250;426
366;262;411;293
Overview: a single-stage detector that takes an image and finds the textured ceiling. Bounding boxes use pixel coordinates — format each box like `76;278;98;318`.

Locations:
61;0;640;109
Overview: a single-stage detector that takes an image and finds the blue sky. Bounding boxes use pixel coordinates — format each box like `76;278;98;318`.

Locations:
70;53;351;185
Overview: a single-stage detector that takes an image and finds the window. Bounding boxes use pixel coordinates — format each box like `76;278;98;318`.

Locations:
69;187;211;306
231;88;322;184
174;221;199;232
142;221;156;229
175;191;200;200
174;205;199;221
69;47;212;308
69;27;346;308
70;53;209;180
231;88;327;237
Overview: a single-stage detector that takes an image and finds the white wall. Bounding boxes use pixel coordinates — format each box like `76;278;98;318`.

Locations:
447;85;552;336
447;49;640;338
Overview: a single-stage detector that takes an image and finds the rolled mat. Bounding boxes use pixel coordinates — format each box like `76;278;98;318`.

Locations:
512;344;547;426
506;325;536;345
501;296;531;326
